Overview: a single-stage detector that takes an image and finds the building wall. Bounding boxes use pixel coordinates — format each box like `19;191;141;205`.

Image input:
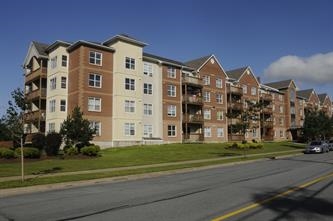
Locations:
200;57;228;142
68;45;114;146
162;65;182;142
272;92;288;141
142;60;163;140
107;41;144;145
45;46;68;133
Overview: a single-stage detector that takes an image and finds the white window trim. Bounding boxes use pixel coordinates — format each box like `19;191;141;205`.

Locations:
89;51;103;66
167;125;176;137
88;73;102;88
88;97;101;112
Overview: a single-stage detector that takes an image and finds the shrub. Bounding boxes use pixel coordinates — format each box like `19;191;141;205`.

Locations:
31;133;46;151
0;148;16;159
45;132;62;156
242;140;247;144
81;145;101;157
65;146;79;156
252;139;258;143
15;147;41;159
249;143;264;149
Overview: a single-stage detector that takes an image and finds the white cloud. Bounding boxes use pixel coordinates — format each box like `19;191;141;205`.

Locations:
263;52;333;84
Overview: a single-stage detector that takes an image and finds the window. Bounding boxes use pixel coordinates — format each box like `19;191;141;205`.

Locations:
203;91;210;102
89;51;102;65
90;121;101;136
216;94;223;104
217;128;224;137
279;95;283;101
280;130;284;138
88;97;101;112
243;85;248;94
204;109;211;120
217;111;223;120
124;123;135;136
61;55;67;67
51;56;57;69
143;125;153;137
167;66;176;78
61;77;67;89
60;100;66;112
143;83;153;95
168;125;176;137
89;74;102;88
167;85;176;97
167;105;176;117
48;123;55;132
279;106;283;113
125;57;135;69
216;78;223;88
252;128;257;137
144;104;153;116
251;87;257;96
204;127;211;137
125;78;135;90
144;63;153;76
50;77;56;90
279;118;284;126
125;100;135;113
49;99;56;112
290;107;295;114
203;75;210;85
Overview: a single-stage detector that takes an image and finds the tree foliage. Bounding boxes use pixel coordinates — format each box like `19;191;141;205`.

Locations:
0;88;27;145
60;106;95;147
303;110;333;141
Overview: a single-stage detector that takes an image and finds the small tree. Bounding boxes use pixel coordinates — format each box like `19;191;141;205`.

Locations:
60;106;95;148
31;133;46;151
45;132;62;156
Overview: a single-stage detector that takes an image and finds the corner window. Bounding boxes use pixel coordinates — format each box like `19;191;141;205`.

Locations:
61;77;67;89
125;78;135;90
51;56;57;69
89;74;102;88
204;127;211;137
167;66;176;78
60;100;66;112
61;55;68;67
50;77;57;90
216;78;223;88
203;91;210;102
125;57;135;69
90;121;101;136
143;125;153;137
89;51;102;66
144;63;153;76
88;97;101;112
168;125;176;137
167;105;176;117
49;99;56;112
143;83;153;95
167;85;176;97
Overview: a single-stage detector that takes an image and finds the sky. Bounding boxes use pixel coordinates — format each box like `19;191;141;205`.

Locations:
1;0;333;114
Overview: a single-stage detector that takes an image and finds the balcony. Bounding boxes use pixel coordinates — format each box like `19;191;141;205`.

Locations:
182;76;202;86
260;93;272;101
183;114;203;123
26;88;46;101
263;121;274;128
227;102;243;110
25;67;47;83
182;95;203;105
183;133;204;142
24;110;46;122
227;86;243;95
262;106;273;114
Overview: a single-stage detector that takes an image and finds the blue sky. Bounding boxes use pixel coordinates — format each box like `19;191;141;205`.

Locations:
1;0;333;114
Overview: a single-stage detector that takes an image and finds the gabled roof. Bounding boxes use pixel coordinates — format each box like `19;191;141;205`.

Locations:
318;93;329;104
226;67;248;80
45;40;72;53
67;40;115;53
103;34;148;47
297;89;315;100
143;52;190;68
185;55;212;70
185;54;227;77
31;41;49;57
264;79;295;90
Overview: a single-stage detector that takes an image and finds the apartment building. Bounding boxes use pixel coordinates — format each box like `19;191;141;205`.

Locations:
23;34;332;147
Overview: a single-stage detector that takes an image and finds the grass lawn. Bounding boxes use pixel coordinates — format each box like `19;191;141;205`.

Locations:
0;141;304;178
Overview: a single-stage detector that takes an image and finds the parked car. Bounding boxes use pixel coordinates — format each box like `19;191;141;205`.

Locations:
328;140;333;151
304;141;329;154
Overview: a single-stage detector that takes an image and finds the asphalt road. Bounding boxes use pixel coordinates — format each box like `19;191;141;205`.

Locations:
1;152;333;221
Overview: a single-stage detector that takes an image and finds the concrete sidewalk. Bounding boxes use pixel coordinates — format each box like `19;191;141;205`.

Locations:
0;149;301;182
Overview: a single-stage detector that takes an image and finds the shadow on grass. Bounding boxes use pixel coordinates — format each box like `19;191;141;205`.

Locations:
209;152;242;157
280;143;306;149
242;180;333;221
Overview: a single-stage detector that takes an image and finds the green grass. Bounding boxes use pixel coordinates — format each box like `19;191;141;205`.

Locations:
0;141;304;178
0;150;302;189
